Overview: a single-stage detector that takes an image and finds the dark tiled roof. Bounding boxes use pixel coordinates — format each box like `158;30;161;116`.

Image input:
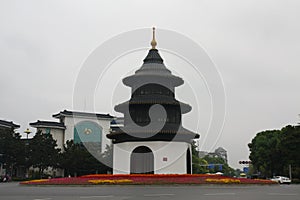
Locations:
52;110;114;119
107;43;199;144
110;124;197;135
0;119;20;129
123;49;183;87
143;49;164;64
30;120;66;129
107;125;199;144
115;97;192;114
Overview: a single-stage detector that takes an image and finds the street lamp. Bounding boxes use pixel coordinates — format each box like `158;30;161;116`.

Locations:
0;154;3;176
24;128;31;178
24;128;31;141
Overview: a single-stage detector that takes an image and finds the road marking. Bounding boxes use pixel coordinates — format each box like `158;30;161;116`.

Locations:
80;196;114;198
33;198;52;200
268;193;298;196
144;193;175;197
204;193;236;196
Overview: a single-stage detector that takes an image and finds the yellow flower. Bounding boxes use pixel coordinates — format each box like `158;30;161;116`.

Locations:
88;179;133;184
205;178;240;184
22;179;48;184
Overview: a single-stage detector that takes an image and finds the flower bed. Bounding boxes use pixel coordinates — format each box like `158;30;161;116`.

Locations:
20;174;276;185
88;179;133;184
205;178;241;184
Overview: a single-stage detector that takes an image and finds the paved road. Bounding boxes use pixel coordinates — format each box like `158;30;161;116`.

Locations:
0;182;299;200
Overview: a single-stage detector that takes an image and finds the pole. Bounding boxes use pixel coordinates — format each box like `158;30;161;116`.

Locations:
24;128;31;178
0;154;3;176
289;164;292;180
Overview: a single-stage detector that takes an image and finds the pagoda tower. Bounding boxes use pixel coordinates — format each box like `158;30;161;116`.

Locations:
107;28;199;174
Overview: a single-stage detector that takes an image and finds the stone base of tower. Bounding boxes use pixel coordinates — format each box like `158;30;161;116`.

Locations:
112;141;192;174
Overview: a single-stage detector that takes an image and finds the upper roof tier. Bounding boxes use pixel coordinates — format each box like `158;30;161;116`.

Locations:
114;95;192;114
123;49;184;88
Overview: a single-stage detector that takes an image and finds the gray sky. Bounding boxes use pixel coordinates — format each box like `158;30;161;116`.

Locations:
1;0;300;169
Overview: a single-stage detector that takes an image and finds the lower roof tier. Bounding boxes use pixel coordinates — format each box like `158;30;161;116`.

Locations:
106;126;200;144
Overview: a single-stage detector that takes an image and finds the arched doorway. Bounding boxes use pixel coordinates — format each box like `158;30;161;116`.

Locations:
186;148;191;174
130;146;154;174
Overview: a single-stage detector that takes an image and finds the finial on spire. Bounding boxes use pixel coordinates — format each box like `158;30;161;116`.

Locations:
151;27;157;49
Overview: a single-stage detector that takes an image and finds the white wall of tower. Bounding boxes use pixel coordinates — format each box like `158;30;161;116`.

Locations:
113;141;191;174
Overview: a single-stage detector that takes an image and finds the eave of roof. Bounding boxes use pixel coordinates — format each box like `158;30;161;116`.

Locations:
30;120;66;129
0;119;20;129
52;110;115;119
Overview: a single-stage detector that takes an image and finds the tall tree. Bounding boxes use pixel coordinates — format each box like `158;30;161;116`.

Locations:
59;140;110;176
248;130;281;177
249;125;300;178
100;144;113;173
279;125;300;178
191;141;235;175
0;128;25;176
203;155;235;176
28;130;60;177
191;141;208;174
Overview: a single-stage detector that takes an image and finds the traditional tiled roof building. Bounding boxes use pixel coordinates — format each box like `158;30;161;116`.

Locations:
0;119;20;130
30;110;114;152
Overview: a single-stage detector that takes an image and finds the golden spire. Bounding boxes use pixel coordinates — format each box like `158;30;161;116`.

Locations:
151;27;157;49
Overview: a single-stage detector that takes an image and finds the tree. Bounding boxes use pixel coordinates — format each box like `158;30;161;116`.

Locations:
28;130;60;178
59;140;110;176
192;155;208;174
100;144;113;173
191;141;208;174
279;125;300;178
203;155;235;176
191;141;235;175
248;130;281;177
249;125;300;178
0;128;25;176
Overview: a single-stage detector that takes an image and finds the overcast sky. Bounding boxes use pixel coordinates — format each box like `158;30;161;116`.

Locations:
1;0;300;169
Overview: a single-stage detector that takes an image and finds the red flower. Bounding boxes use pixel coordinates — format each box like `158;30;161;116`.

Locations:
20;174;276;185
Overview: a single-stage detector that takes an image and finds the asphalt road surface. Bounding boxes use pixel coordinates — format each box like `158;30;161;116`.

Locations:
0;182;299;200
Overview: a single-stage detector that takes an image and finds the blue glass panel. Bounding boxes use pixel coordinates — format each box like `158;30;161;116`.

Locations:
74;121;102;143
45;128;51;134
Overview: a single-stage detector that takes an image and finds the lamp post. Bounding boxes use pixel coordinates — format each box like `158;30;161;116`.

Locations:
24;128;31;178
0;154;3;176
24;128;31;141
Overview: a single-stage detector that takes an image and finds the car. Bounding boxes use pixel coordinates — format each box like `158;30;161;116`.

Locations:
215;172;223;175
271;176;291;184
0;175;11;182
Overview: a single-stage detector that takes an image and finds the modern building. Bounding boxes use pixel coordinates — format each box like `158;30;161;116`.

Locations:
198;151;209;158
107;28;200;174
214;147;228;163
198;147;228;164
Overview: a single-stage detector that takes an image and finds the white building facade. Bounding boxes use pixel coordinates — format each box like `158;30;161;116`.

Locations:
30;110;115;153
